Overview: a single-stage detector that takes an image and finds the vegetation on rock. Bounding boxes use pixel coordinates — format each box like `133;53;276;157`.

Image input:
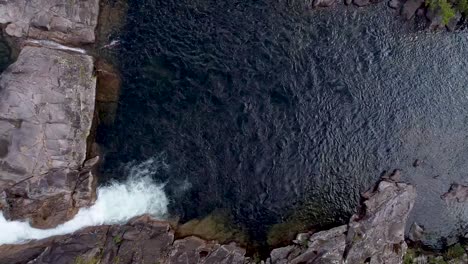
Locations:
426;0;468;25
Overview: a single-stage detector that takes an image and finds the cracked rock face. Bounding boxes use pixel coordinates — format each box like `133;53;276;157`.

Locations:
0;215;247;264
0;0;99;44
0;46;96;228
267;179;417;264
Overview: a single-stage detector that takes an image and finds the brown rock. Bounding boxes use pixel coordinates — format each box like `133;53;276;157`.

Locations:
345;180;416;263
267;177;417;264
0;0;99;44
442;184;468;203
0;215;247;264
0;46;97;228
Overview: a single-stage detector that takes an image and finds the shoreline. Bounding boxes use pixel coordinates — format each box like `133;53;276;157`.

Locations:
0;0;467;263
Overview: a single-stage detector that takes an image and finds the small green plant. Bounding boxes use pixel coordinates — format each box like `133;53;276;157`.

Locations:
74;256;100;264
113;235;123;245
403;248;416;264
426;0;457;25
445;243;465;260
428;256;447;264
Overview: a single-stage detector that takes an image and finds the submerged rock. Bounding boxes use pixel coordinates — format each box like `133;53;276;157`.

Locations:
0;0;99;44
0;46;97;228
442;184;468;203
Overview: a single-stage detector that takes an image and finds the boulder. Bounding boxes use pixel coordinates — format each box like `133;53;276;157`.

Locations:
442;184;468;203
0;46;96;228
388;0;402;9
345;180;416;263
408;222;425;242
267;177;417;263
0;0;99;44
313;0;336;7
401;0;425;20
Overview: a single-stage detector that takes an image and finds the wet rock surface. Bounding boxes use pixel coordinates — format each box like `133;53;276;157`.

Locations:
0;215;247;264
442;184;468;203
266;178;416;264
0;46;97;227
0;178;417;264
0;0;99;44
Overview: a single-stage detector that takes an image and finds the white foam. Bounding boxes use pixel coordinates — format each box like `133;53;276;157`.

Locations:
0;158;169;245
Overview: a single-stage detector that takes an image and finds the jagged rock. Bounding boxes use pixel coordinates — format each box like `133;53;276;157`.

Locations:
388;0;402;9
0;46;96;228
409;222;425;242
401;0;425;19
0;0;99;44
267;178;417;263
0;215;247;264
442;184;468;203
313;0;336;7
345;180;416;263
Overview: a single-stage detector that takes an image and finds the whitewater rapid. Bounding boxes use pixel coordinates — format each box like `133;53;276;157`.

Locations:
0;158;169;245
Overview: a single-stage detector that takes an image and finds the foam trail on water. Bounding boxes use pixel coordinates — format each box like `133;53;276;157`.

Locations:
0;158;168;245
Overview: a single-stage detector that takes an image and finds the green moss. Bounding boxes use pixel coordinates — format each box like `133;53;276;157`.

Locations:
426;0;457;25
113;235;123;245
403;248;416;264
445;243;465;260
457;0;468;14
428;256;447;264
266;219;307;246
176;209;248;245
74;256;100;264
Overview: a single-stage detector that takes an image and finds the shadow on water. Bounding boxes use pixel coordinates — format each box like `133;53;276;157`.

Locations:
97;0;468;249
0;37;13;73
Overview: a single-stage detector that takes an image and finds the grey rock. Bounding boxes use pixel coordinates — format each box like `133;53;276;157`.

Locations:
313;0;336;7
409;222;425;242
0;215;247;264
442;184;468;203
354;0;371;7
401;0;425;19
0;0;99;44
268;177;417;264
344;180;417;264
0;46;96;228
388;0;402;9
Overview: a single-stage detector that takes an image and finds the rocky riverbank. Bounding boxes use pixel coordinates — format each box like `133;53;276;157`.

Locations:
0;0;101;228
0;176;420;264
0;0;467;263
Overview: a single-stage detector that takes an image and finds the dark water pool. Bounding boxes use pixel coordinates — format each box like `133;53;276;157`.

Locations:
97;0;468;247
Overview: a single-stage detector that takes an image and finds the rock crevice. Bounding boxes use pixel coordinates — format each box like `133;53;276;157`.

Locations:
0;0;99;228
